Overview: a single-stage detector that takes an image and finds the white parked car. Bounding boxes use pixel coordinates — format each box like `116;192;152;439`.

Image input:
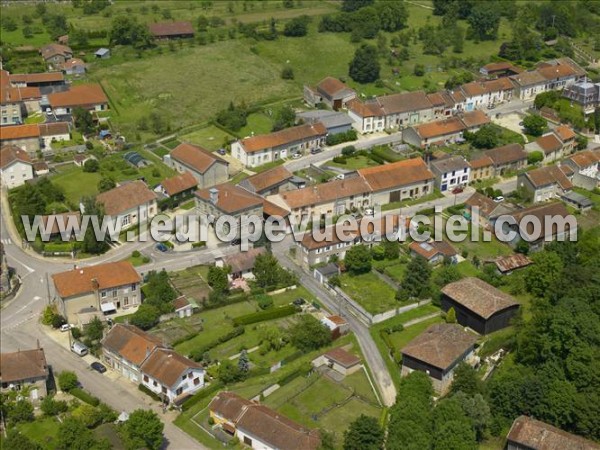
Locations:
292;153;302;159
364;207;374;216
60;324;71;332
493;196;505;203
71;341;88;356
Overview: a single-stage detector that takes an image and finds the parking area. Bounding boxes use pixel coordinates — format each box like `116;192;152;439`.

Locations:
492;112;527;139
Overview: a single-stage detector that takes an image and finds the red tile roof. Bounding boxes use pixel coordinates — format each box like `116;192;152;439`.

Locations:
377;90;432;114
239;123;327;154
170;142;227;174
241;165;293;193
409;240;457;260
469;155;494;169
38;122;70;137
1;86;41;104
161;171;198;196
358;157;434;192
280;177;371;209
441;277;519;319
149;21;195;37
460;110;491;128
565;150;600;169
140;348;202;388
39;43;72;60
96;180;157;216
507;416;600;450
316;77;353;98
495;254;533;273
101;324;163;367
402;323;478;370
0;124;40;140
195;182;263;214
0;145;32;168
173;295;190;310
323;347;360;368
413;116;465;139
537;63;577;80
535;133;563;154
484;143;527;166
48;84;108;108
9;72;65;84
52;261;141;298
0;348;48;383
554;125;576;142
524;165;573;190
347;99;384;118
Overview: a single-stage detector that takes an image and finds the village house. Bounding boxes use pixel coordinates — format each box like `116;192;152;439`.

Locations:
164;142;229;188
441;277;520;335
8;71;65;88
1;70;43;124
33;161;49;176
517;164;573;202
0;145;34;188
483;143;528;176
430;155;471;192
409;240;458;265
48;84;109;115
469;155;494;182
502;202;576;252
268;176;372;225
506;416;600;450
39;122;71;151
314;263;340;285
296;110;354;135
157;171;198;202
402;110;490;148
149;21;195;39
39;43;73;67
456;78;515;111
0;124;41;155
311;347;362;376
562;78;600;115
377;91;434;129
209;391;321;450
60;58;87;76
464;192;513;228
215;247;267;281
232;123;327;168
52;261;142;324
0;347;49;402
173;296;193;318
359;157;435;206
139;348;205;403
479;62;523;78
94;180;158;230
426;91;456;119
554;125;577;154
560;191;593;212
510;71;550;100
494;254;533;275
347;99;385;133
102;324;163;384
401;323;478;395
238;165;295;196
510;57;585;100
303;77;356;110
195;183;264;236
526;133;565;163
561;149;600;190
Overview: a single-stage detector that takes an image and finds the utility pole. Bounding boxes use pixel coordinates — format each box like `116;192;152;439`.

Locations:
552;14;556;28
45;272;51;305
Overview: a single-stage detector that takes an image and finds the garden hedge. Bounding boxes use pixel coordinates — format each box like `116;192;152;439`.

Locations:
232;305;297;326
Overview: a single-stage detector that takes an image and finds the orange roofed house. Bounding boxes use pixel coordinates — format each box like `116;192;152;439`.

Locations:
209;391;321;450
52;261;142;324
164;142;229;188
0;145;34;189
48;84;108;116
94;180;158;230
231;123;327;168
1;347;49;402
149;21;194;40
506;415;600;450
101;324;205;402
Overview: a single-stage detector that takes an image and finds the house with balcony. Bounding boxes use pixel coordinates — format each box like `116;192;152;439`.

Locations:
52;261;142;324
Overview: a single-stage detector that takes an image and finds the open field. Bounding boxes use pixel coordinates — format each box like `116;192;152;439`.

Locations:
326;155;380;170
17;417;61;449
180;126;236;151
238;112;275;138
339;272;398;314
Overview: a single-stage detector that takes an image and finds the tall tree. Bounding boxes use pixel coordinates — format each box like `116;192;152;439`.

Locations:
290;315;331;352
397;256;431;301
348;44;380;84
467;3;501;41
341;0;374;12
72;107;95;134
207;265;229;293
344;244;372;275
109;16;153;48
449;363;483;397
122;409;164;450
343;415;384;450
56;417;110;450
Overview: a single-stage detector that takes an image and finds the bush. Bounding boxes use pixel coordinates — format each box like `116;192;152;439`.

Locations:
256;294;274;310
325;129;358;146
58;371;78;392
83;159;99;173
138;384;162;402
341;145;356;157
132;250;141;258
181;382;223;411
233;305;297;326
192;241;206;248
281;66;294;80
41;395;69;416
51;314;66;329
70;388;100;406
189;327;245;361
71;327;82;339
332;156;347;164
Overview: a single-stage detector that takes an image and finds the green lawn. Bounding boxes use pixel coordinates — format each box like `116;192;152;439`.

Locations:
382;262;408;283
125;253;150;267
388;316;444;350
339;272;398;314
181;125;236;151
251;158;287;173
18;417;61;449
326;155;380;170
238;112;275;138
51;164;102;206
451;227;513;260
382;189;444;211
269;286;316;307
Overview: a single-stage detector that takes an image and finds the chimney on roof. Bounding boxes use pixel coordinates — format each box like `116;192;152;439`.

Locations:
209;187;219;205
91;278;99;290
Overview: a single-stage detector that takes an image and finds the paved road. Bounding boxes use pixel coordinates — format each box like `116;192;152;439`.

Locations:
284;132;404;172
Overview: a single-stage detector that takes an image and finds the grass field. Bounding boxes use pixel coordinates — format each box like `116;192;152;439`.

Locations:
180;126;236;151
326;155;380;170
238;112;275;138
339;272;398;314
18;417;61;449
388;316;444;350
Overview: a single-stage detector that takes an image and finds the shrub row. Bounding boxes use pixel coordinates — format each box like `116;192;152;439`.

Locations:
325;129;357;146
189;327;245;361
446;204;465;215
277;362;313;386
71;388;100;406
171;331;200;347
138;384;162;402
201;292;249;311
181;382;224;412
232;305;298;326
